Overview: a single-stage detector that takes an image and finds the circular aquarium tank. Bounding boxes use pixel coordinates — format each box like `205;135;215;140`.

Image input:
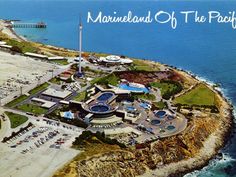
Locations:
155;110;166;118
167;115;174;120
166;125;175;130
151;119;161;125
90;103;110;113
96;92;114;102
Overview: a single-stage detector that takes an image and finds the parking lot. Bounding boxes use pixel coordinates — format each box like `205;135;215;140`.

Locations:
0;119;82;177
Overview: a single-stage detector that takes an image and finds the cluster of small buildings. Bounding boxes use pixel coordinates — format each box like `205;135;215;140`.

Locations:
31;87;72;110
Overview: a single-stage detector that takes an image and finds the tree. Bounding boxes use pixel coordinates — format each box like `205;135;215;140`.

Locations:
11;46;22;53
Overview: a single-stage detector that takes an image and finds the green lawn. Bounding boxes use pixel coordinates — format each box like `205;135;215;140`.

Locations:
29;83;50;95
94;53;109;57
150;80;183;100
80;83;87;88
153;101;167;109
49;77;62;85
83;66;102;73
150;82;179;96
129;59;159;71
73;91;87;102
90;77;101;85
174;84;216;106
5;95;29;108
16;104;48;115
50;59;69;65
91;73;119;86
5;112;28;128
132;93;156;101
5;39;38;53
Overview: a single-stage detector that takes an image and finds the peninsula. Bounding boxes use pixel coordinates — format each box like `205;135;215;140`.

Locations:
0;19;233;177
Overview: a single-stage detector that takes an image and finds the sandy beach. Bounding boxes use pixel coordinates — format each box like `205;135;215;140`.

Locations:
0;20;24;41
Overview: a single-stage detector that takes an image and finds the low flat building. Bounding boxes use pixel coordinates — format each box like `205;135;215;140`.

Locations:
42;88;72;99
32;97;56;109
59;100;70;105
24;52;48;59
0;41;7;45
0;44;12;49
48;56;65;60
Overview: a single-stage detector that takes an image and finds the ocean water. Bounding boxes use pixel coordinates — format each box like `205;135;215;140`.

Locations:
0;0;236;176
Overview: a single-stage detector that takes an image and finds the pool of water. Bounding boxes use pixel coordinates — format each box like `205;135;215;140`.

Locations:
119;83;149;93
167;125;175;131
63;111;74;119
167;115;174;120
140;102;150;109
151;119;161;125
155;111;166;118
97;92;114;102
90;104;110;113
126;106;136;112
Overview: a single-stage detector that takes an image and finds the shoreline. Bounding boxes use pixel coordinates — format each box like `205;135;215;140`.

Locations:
167;65;235;176
0;20;25;41
1;19;235;177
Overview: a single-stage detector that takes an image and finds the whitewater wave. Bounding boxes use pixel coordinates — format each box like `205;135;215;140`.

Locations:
184;153;236;177
178;67;232;101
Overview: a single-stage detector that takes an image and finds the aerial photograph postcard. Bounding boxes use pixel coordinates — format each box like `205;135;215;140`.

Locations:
0;0;235;177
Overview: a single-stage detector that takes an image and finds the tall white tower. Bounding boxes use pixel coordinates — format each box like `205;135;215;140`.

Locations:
78;17;82;74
